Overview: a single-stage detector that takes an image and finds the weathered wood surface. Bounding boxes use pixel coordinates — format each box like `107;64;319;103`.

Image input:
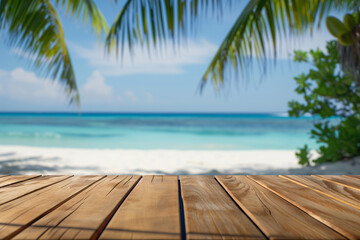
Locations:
0;175;104;239
0;175;71;206
100;175;181;240
216;175;344;240
283;175;360;209
0;175;358;240
249;175;360;240
15;176;140;239
345;175;360;180
180;176;264;240
0;175;40;188
314;175;360;191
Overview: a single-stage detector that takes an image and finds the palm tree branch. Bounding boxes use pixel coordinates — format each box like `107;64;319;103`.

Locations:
55;0;109;35
105;0;232;56
0;0;109;105
200;0;347;90
0;0;79;104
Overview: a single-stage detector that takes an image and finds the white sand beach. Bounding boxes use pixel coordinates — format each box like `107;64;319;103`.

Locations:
0;145;359;175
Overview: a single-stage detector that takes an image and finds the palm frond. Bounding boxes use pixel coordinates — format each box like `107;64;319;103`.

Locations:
0;0;108;105
105;0;232;56
55;0;109;35
106;0;356;92
0;0;79;104
200;0;347;89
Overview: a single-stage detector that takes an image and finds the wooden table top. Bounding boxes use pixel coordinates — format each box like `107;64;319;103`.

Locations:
0;175;359;239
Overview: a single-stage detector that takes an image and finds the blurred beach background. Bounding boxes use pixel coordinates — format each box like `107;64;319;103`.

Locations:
2;112;353;175
1;1;359;175
0;113;316;150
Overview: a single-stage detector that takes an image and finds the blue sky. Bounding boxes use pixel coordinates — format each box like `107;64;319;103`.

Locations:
0;1;334;113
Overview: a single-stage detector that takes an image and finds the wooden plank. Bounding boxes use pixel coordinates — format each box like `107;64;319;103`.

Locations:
180;176;265;240
0;175;40;188
14;175;140;239
345;175;360;180
100;175;181;240
284;175;360;210
249;175;360;240
314;175;360;191
0;175;71;205
0;175;104;239
216;175;344;240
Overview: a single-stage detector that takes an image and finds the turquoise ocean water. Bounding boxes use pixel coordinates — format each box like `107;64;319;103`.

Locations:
0;113;318;150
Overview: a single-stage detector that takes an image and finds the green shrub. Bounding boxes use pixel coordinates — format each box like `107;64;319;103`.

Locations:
288;40;360;165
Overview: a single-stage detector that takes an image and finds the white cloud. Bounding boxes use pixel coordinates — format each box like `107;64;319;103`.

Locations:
69;40;217;76
124;90;138;102
0;69;153;107
80;72;153;105
82;71;114;100
0;68;66;103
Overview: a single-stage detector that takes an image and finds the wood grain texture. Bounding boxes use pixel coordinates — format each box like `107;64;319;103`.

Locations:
186;233;262;240
216;175;344;240
0;175;104;239
283;175;360;210
0;175;71;205
345;175;360;180
15;175;140;239
0;175;40;188
180;176;265;240
100;175;181;240
249;175;360;240
314;175;360;191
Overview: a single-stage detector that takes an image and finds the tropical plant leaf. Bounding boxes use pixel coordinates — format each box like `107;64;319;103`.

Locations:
106;0;356;92
105;0;232;57
55;0;109;35
200;0;343;89
0;0;108;105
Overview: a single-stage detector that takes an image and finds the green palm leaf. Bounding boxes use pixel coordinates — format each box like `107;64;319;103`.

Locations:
55;0;109;35
201;0;359;89
105;0;231;56
106;0;355;92
0;0;108;105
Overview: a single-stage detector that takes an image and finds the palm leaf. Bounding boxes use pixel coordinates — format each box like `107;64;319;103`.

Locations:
106;0;356;92
200;0;344;89
55;0;109;35
105;0;231;56
0;0;108;105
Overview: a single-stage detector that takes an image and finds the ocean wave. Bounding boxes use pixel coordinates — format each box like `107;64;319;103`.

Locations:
272;112;289;117
3;131;61;139
60;132;121;138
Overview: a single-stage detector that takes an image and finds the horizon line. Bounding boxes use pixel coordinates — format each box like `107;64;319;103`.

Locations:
0;111;288;115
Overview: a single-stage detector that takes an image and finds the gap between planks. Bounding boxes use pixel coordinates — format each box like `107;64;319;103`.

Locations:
91;176;142;239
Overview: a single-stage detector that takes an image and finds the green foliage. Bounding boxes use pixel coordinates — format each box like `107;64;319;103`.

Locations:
106;0;356;92
289;40;360;165
0;0;108;105
326;12;360;46
1;0;359;105
295;145;311;166
105;0;230;56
